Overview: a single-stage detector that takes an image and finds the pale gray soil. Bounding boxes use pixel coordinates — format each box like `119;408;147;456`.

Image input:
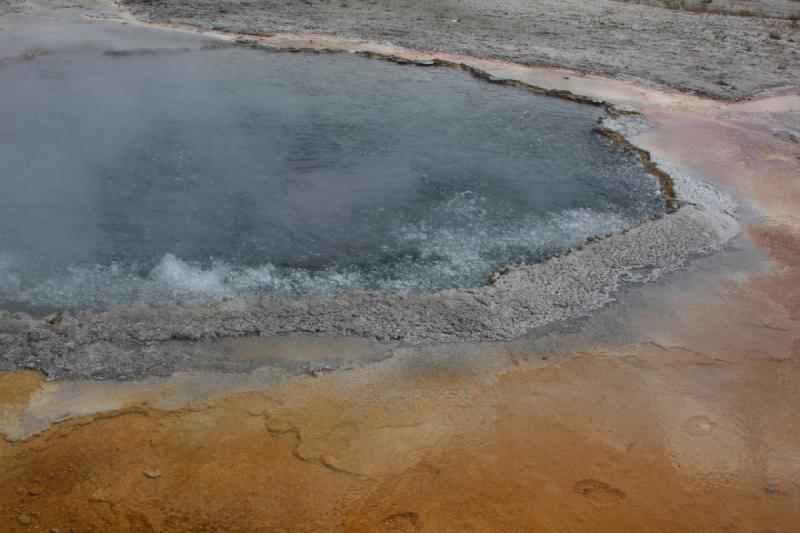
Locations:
615;0;800;19
121;0;800;100
614;0;800;19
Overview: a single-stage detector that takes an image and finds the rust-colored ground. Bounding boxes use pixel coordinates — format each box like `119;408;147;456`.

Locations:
2;20;800;533
2;289;799;532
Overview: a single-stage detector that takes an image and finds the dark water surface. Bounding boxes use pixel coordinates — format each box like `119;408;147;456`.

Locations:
0;48;663;310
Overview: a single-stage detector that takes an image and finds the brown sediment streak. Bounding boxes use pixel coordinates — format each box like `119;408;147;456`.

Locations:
1;399;216;444
374;54;678;207
186;30;682;208
177;31;689;213
592;124;677;205
146;26;682;211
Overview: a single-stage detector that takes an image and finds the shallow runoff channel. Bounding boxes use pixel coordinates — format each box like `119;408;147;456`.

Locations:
0;35;740;379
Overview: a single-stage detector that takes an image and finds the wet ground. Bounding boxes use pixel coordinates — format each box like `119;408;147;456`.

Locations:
1;1;800;532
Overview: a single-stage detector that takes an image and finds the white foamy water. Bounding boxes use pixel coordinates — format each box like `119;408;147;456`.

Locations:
0;205;635;309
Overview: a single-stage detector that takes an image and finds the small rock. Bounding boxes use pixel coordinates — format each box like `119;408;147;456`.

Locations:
382;511;419;528
301;362;337;376
765;485;781;494
414;59;435;66
142;470;162;479
774;130;800;144
17;514;32;525
45;312;63;327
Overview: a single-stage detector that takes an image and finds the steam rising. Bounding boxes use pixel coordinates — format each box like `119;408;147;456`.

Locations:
0;48;663;310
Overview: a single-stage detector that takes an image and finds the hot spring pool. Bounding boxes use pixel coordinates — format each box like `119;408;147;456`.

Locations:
0;47;664;311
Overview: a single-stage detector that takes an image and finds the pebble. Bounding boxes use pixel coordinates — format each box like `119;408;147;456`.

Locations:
301;362;337;376
143;470;162;479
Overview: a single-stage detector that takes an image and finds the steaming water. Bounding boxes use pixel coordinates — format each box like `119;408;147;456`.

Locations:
0;48;663;311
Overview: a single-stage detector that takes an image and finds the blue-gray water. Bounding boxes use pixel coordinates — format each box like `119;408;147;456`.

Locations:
0;48;663;311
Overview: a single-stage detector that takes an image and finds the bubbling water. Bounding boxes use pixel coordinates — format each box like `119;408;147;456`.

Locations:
0;48;664;311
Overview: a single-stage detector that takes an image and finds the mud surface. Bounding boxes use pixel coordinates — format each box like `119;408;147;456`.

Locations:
121;0;800;100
